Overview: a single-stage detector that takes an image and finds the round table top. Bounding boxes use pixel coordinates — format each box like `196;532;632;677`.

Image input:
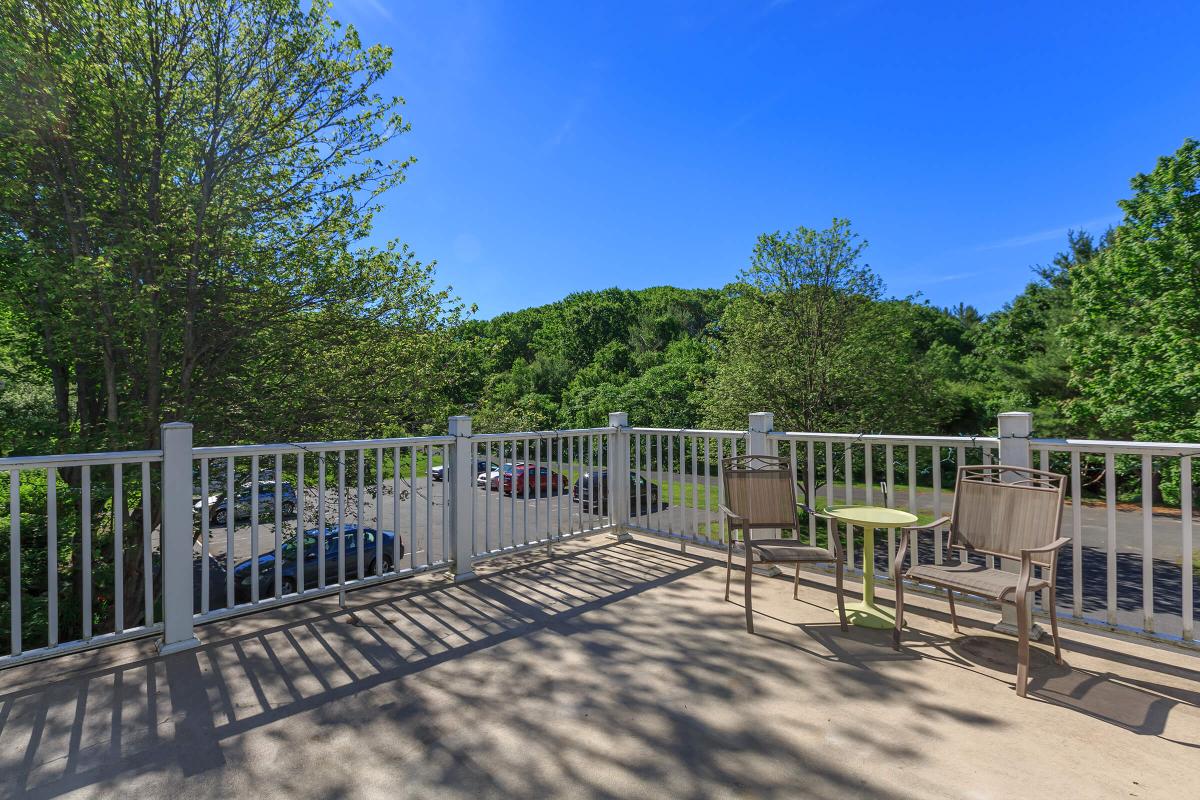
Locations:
823;505;918;527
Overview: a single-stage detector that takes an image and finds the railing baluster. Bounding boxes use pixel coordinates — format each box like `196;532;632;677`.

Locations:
806;441;816;546
201;459;210;613
113;464;123;632
521;439;529;544
226;456;235;605
932;446;942;567
1183;456;1193;641
692;435;700;542
1071;450;1082;618
9;470;20;654
142;460;153;625
318;452;327;589
297;453;305;593
788;440;798;543
337;450;347;590
376;448;383;576
410;446;419;562
391;447;401;571
484;441;493;552
1105;451;1117;626
425;444;433;560
700;438;710;544
251;454;260;603
47;467;57;646
1142;453;1154;632
275;453;283;598
844;444;854;570
717;437;726;544
824;441;834;556
886;444;895;576
534;437;541;542
357;449;365;581
441;443;449;565
82;465;92;639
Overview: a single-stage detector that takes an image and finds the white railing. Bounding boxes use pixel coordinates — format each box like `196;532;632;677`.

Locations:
1;448;165;664
1029;437;1198;640
3;409;1198;668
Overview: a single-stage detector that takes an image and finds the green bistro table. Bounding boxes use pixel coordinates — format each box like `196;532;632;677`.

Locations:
823;505;918;629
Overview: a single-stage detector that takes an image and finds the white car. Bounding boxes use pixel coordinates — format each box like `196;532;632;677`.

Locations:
432;460;499;482
477;463;512;489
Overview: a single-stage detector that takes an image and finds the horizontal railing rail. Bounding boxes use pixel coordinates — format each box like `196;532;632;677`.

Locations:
3;410;1197;669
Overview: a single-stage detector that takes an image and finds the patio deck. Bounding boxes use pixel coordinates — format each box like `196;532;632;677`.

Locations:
2;534;1198;800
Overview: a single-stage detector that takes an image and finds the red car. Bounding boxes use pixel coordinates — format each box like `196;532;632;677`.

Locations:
495;463;568;497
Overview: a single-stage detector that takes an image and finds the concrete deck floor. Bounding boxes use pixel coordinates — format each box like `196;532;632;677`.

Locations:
2;535;1199;800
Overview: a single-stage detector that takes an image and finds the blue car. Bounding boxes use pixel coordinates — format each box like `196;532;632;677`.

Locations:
232;525;404;600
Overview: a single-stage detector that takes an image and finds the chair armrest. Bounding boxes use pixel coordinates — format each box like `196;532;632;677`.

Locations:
1022;537;1071;557
719;504;745;525
894;517;952;580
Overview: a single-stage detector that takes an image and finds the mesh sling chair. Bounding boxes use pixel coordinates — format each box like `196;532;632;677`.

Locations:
892;464;1068;697
720;454;847;634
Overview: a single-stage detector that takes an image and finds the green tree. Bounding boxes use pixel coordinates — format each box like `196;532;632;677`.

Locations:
704;220;946;433
966;230;1106;435
1066;139;1200;443
0;0;462;454
0;0;463;637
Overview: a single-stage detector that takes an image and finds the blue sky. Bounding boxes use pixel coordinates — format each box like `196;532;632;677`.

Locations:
336;0;1200;319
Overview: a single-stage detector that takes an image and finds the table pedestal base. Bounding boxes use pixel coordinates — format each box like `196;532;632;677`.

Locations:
843;600;895;629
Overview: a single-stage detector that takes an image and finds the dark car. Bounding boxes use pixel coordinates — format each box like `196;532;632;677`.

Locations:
232;525;404;601
200;481;297;526
573;471;660;515
431;459;497;482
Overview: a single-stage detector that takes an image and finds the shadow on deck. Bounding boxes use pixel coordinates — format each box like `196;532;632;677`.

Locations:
2;535;1199;799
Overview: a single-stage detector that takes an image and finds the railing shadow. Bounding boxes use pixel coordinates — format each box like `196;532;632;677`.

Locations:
10;536;1177;798
0;538;953;799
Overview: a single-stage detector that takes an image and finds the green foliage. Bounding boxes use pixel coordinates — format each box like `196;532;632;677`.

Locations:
0;0;465;455
703;220;955;434
1066;138;1200;443
468;286;725;431
963;230;1108;435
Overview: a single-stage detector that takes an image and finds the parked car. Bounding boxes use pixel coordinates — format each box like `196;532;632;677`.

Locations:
499;463;569;497
432;459;498;482
199;481;297;526
232;525;404;601
573;471;661;514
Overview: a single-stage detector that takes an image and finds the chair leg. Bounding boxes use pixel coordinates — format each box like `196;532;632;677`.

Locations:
793;562;801;599
1048;587;1062;664
1015;593;1031;698
834;559;847;632
744;553;755;634
947;588;959;633
892;573;905;650
725;540;733;602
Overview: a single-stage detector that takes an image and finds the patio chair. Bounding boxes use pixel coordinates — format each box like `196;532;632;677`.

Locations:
720;454;847;634
892;464;1068;697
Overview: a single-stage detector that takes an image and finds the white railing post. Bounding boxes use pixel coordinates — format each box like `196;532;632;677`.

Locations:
748;412;773;458
996;411;1042;639
608;412;632;542
158;422;200;655
448;415;477;581
998;411;1033;479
